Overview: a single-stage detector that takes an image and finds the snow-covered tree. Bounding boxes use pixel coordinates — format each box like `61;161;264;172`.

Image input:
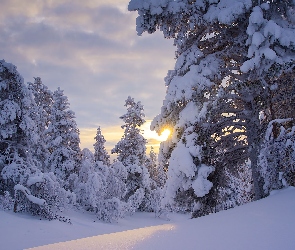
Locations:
0;60;39;197
145;147;158;184
0;61;68;220
112;96;146;166
259;119;295;194
129;0;243;215
111;97;154;212
75;149;127;223
111;96;147;198
216;160;253;212
129;0;295;215
96;161;127;222
141;148;163;212
27;77;53;171
104;161;127;201
240;1;295;199
93;127;110;166
14;172;71;220
156;141;169;188
45;88;81;191
27;77;52;130
75;148;104;211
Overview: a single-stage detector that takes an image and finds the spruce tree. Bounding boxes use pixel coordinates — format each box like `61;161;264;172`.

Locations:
145;147;158;185
93;126;110;166
241;1;295;197
129;0;249;214
112;96;151;211
45;88;81;191
75;148;127;222
27;77;53;171
0;61;66;219
112;96;147;166
128;0;295;215
0;60;39;196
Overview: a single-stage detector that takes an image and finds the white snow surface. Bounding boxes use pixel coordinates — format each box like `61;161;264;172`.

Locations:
1;187;295;250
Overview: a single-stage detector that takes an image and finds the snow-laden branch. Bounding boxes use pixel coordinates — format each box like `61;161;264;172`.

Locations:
14;184;46;206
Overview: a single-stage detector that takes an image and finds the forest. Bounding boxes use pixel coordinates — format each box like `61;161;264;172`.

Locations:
1;0;295;225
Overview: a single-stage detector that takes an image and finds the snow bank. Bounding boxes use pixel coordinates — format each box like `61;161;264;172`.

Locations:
1;188;294;250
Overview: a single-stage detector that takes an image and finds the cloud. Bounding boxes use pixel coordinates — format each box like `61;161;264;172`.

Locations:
0;0;176;152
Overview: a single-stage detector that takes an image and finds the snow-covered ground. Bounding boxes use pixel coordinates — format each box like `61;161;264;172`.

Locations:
1;187;295;250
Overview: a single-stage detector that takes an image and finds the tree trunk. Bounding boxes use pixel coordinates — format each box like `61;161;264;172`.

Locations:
245;100;264;200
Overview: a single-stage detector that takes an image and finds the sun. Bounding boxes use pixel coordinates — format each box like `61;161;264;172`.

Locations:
157;128;171;141
142;121;171;142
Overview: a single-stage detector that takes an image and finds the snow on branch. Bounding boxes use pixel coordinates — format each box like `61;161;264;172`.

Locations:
265;118;293;141
14;184;46;206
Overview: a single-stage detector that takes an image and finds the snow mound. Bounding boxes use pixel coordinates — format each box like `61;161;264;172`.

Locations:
1;187;289;250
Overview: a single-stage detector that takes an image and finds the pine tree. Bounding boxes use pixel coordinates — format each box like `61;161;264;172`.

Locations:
112;96;147;166
93;126;110;166
244;1;295;196
27;77;53;171
128;0;295;215
237;1;295;198
259;119;295;194
75;149;127;222
75;148;103;211
27;77;52;128
155;141;170;188
112;96;151;212
129;0;247;214
216;161;253;211
0;61;66;219
145;147;158;184
0;60;39;197
45;88;81;191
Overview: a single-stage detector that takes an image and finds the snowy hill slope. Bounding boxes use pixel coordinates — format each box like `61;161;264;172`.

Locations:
134;187;295;250
1;187;295;250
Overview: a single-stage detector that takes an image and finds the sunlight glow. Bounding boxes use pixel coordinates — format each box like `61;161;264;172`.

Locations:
158;128;171;141
142;121;171;142
79;121;172;160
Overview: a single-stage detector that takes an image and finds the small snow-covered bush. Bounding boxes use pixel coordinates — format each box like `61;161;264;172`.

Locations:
125;188;144;215
259;121;295;195
216;161;253;211
97;198;123;223
12;172;71;220
27;172;70;211
139;187;161;213
1;157;36;195
0;191;14;211
14;184;54;219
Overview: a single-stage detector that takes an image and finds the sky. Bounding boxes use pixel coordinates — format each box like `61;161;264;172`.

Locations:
0;0;176;156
